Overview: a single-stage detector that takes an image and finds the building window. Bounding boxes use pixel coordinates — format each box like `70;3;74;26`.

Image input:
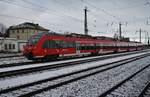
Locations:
15;30;17;33
12;30;15;33
28;29;30;32
19;29;22;33
22;29;24;33
5;44;7;50
17;29;19;33
9;44;11;49
13;44;15;49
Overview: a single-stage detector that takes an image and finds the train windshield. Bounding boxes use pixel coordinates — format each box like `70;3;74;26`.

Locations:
28;32;44;45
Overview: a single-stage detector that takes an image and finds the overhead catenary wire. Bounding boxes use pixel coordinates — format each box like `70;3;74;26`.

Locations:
0;0;149;42
21;0;83;22
0;0;85;33
0;0;82;23
52;0;112;31
80;0;150;41
111;0;148;10
80;0;121;21
80;0;123;35
0;13;73;33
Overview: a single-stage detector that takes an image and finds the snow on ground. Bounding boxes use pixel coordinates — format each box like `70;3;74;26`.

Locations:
0;53;22;57
107;64;150;97
0;52;149;90
0;56;30;65
0;49;149;66
0;49;148;71
1;53;150;97
33;56;150;97
0;52;147;73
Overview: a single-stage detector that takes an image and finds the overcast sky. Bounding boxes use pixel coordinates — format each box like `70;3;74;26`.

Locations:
0;0;150;43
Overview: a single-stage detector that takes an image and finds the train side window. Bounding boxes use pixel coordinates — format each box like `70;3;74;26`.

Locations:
87;46;90;50
49;40;58;48
70;42;76;48
83;46;87;50
61;41;67;48
76;43;80;50
72;42;76;48
56;41;75;48
89;46;92;50
98;44;101;49
49;41;54;48
67;42;72;48
42;40;49;48
81;46;83;50
55;40;61;48
42;40;59;49
79;46;82;50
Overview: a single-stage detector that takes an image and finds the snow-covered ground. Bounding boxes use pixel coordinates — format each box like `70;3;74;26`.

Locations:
32;55;150;97
1;53;150;97
0;51;149;96
106;65;150;97
0;53;22;57
0;50;150;97
0;56;31;66
0;52;147;73
0;49;149;68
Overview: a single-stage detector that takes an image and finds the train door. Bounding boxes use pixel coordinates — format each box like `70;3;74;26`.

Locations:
76;42;80;55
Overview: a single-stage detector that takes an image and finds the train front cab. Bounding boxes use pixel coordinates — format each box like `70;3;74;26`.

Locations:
23;33;46;60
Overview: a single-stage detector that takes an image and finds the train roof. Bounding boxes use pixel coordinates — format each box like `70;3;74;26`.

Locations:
37;31;141;43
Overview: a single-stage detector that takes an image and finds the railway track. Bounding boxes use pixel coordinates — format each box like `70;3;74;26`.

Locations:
0;49;148;68
0;52;149;79
138;81;150;97
0;54;22;59
0;52;149;97
0;56;28;63
0;61;37;68
98;64;150;97
0;56;31;68
0;56;24;60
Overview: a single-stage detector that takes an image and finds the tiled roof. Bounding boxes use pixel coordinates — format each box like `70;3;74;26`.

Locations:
9;22;49;31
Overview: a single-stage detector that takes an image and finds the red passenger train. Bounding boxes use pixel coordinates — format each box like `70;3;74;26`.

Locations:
23;32;143;60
